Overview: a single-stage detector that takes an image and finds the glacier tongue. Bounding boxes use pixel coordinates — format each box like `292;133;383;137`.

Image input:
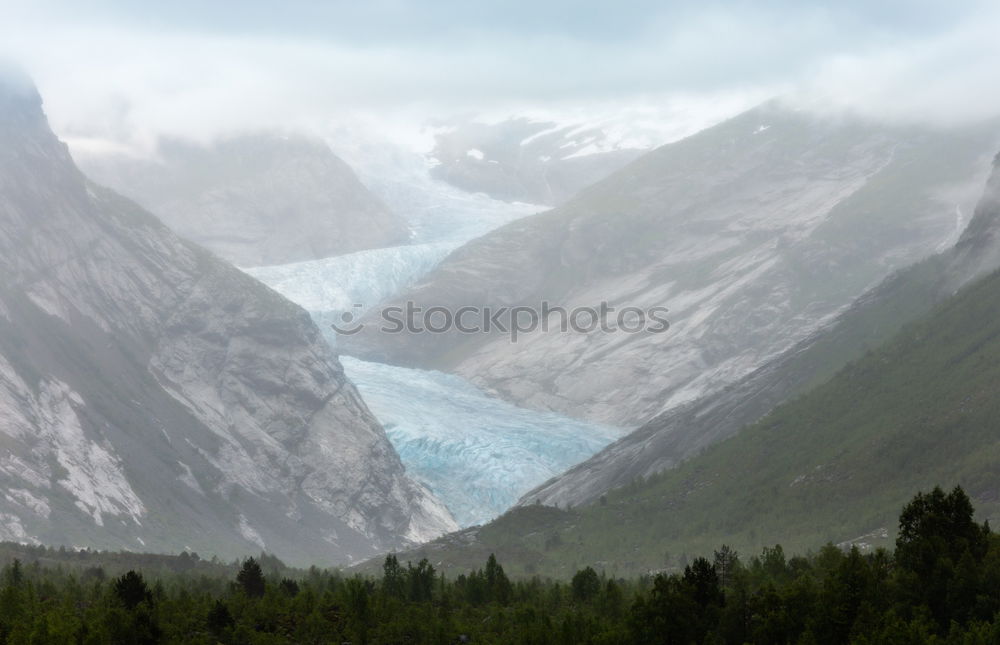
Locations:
246;138;541;346
248;141;623;527
246;241;454;346
340;356;622;527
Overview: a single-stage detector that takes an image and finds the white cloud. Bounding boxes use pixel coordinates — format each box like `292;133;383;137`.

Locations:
0;1;997;154
795;7;1000;126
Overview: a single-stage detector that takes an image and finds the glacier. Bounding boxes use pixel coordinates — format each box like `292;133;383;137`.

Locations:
246;241;454;346
247;140;624;527
246;138;541;346
340;357;621;526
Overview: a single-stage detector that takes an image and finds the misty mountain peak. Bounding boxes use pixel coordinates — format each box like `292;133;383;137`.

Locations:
0;76;456;562
0;62;38;106
78;131;410;267
0;67;69;162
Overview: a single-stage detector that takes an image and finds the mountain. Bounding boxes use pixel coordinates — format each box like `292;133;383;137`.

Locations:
523;151;1000;509
77;133;409;267
0;72;456;564
428;116;644;205
373;155;1000;578
234;146;622;530
346;103;999;426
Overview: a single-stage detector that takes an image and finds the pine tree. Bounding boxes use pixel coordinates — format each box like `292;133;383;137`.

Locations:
236;557;266;598
571;566;601;602
484;554;512;604
713;545;739;588
113;571;152;610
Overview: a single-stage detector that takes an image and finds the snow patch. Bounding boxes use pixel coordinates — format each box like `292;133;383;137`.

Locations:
0;513;35;543
5;489;50;518
0;455;50;490
238;514;266;550
176;461;205;495
519;123;566;146
465;148;485;160
561;142;605;160
36;380;146;526
26;284;68;322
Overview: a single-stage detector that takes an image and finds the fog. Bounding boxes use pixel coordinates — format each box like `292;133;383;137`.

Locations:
1;0;998;156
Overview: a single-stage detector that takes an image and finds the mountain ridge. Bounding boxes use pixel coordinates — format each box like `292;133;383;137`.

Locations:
77;132;409;268
0;73;456;564
369;177;1000;577
520;148;1000;509
345;103;1000;427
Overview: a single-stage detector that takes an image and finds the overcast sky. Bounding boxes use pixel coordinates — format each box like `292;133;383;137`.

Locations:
1;0;998;152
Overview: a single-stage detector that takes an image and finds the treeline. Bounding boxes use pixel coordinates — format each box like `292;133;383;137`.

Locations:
1;486;999;643
0;544;243;579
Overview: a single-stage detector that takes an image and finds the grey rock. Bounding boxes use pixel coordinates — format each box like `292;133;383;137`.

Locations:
345;104;1000;429
0;75;455;564
429;117;644;205
78;133;409;267
522;151;1000;509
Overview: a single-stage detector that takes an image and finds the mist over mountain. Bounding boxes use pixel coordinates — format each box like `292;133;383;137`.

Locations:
77;134;409;267
524;150;1000;510
368;154;1000;577
6;2;1000;641
345;103;1000;426
0;74;455;564
240;142;618;530
428;116;645;205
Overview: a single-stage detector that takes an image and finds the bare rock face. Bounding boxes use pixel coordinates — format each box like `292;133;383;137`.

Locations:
0;72;455;564
429;116;643;205
346;103;999;428
77;133;410;268
521;151;1000;510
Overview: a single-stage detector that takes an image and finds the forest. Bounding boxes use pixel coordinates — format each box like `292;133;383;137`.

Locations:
0;486;997;644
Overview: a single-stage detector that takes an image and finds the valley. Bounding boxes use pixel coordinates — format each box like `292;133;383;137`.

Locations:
243;143;625;528
346;104;1000;429
4;4;1000;642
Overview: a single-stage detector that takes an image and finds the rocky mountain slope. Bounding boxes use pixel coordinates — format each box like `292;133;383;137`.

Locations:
370;155;1000;578
429;117;643;205
77;133;409;267
346;103;999;427
523;151;1000;509
0;72;455;564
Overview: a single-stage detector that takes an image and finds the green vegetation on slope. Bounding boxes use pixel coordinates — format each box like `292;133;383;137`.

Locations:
4;488;1000;643
401;266;1000;579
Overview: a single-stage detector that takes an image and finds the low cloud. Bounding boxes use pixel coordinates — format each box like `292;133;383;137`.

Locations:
1;1;997;153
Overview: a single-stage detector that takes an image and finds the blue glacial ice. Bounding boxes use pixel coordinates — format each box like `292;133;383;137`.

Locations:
341;356;621;526
246;241;455;346
246;140;623;527
245;144;540;346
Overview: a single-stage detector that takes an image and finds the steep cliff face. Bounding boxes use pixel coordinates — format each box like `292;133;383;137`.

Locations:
77;133;409;268
521;152;1000;509
0;73;455;563
346;104;999;427
949;152;1000;278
